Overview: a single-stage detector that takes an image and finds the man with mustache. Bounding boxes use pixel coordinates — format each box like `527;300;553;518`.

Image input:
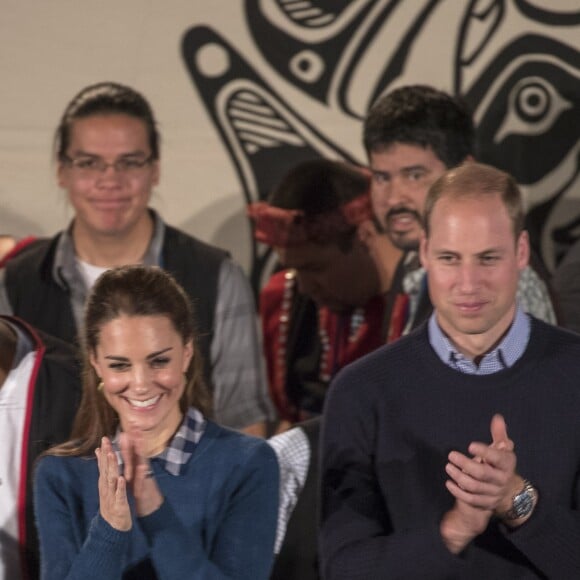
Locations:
362;85;556;338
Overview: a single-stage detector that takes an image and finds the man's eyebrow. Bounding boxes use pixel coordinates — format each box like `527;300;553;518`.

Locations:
475;248;504;257
371;164;428;176
431;247;506;258
70;149;148;158
401;164;428;173
433;248;460;256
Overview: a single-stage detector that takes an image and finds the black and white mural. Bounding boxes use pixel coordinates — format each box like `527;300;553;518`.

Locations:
182;0;579;293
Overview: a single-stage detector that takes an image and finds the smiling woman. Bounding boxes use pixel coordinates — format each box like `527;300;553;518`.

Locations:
34;265;279;580
91;314;194;455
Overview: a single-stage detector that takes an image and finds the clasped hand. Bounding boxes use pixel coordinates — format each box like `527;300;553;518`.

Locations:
95;432;164;531
440;414;526;553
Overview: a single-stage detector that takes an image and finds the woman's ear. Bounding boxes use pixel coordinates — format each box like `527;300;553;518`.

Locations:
182;340;194;373
89;351;101;378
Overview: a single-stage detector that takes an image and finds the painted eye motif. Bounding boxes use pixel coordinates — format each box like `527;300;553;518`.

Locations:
464;37;579;185
289;50;325;84
495;76;573;143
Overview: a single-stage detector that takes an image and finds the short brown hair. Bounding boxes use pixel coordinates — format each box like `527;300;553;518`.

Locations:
423;162;525;241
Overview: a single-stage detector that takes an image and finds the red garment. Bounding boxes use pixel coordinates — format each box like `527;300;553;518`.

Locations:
260;270;386;422
0;236;37;268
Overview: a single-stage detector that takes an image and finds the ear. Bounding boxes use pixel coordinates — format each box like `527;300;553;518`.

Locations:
57;162;67;188
89;351;102;378
150;159;160;187
419;231;429;269
516;230;530;271
182;339;194;373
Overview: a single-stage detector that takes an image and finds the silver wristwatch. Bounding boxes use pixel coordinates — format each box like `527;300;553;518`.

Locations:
503;480;537;520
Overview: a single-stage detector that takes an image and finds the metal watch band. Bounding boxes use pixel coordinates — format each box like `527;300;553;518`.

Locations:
502;479;537;521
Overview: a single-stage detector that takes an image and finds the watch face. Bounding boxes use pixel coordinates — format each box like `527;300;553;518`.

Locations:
513;490;534;518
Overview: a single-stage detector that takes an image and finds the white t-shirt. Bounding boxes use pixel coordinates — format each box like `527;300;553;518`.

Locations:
76;258;108;290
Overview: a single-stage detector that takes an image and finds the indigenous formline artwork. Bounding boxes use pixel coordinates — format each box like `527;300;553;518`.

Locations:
182;0;579;294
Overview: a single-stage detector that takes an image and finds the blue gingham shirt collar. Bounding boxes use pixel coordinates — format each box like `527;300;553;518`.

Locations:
428;304;530;375
113;407;206;476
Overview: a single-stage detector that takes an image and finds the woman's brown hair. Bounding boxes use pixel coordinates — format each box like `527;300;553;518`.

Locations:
48;265;211;457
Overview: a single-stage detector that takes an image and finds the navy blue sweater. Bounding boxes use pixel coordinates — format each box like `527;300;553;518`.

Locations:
34;420;279;579
321;318;580;579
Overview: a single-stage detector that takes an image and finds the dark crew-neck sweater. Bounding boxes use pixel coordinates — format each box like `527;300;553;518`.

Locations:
321;317;580;579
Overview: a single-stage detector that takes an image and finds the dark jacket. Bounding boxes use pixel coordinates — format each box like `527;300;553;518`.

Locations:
3;224;227;388
1;316;82;580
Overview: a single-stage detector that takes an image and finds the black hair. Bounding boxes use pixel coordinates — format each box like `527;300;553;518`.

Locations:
54;82;160;161
269;159;369;215
363;85;474;168
269;159;370;251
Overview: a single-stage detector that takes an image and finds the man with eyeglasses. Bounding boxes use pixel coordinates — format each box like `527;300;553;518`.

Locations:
61;154;155;175
0;82;275;438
